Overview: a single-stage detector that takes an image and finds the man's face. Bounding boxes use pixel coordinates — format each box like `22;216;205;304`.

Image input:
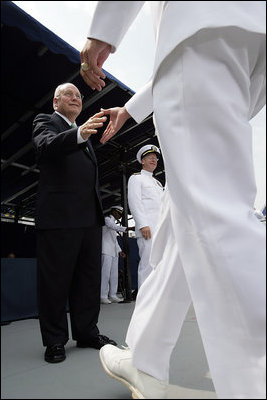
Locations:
112;210;122;220
53;84;83;120
141;153;158;173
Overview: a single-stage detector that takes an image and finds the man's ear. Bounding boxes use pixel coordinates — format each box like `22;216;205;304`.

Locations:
53;98;58;110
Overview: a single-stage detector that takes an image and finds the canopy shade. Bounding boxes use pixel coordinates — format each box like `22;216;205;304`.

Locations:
1;1;165;222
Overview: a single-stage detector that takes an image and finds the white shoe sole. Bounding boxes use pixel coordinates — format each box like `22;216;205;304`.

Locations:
99;348;145;399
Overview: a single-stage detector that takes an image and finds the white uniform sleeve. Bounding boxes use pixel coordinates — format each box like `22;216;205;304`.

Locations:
254;210;264;220
128;175;149;230
77;127;88;144
125;79;153;123
88;1;145;53
105;216;127;233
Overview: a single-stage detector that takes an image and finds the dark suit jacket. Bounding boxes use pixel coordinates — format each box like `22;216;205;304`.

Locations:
32;112;104;229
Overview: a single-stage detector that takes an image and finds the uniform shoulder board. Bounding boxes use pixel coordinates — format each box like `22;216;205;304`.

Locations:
133;172;141;175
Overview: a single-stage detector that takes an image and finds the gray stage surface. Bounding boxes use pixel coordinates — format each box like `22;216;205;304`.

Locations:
1;301;216;399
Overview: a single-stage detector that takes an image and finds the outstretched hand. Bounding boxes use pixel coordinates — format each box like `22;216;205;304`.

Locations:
100;106;131;144
80;110;107;140
80;38;111;91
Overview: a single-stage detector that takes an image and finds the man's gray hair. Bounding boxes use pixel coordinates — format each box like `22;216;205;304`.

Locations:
54;83;71;99
53;83;73;110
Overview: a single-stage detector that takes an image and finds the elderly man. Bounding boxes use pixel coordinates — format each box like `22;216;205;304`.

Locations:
128;144;164;290
32;82;116;363
80;2;266;399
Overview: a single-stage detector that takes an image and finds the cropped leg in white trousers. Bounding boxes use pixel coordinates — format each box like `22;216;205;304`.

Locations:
126;27;266;399
136;236;153;289
101;254;119;299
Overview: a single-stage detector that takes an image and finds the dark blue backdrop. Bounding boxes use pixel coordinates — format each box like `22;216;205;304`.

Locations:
1;235;139;323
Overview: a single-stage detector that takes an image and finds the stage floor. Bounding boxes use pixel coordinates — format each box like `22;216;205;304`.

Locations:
1;301;216;399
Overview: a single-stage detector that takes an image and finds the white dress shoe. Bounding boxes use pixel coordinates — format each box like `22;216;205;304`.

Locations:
99;344;168;399
109;296;122;303
101;298;111;304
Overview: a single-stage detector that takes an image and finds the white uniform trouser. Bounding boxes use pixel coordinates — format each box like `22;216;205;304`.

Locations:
101;254;119;298
137;236;153;289
126;27;266;399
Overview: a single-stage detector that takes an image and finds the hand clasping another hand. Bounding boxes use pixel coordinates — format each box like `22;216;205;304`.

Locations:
100;106;131;144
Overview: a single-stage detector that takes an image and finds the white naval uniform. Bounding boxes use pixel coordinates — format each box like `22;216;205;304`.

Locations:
88;2;266;398
128;169;163;288
254;209;265;221
101;215;126;299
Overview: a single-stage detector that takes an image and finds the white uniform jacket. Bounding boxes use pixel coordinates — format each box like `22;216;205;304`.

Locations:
88;1;266;122
128;169;164;238
102;215;126;257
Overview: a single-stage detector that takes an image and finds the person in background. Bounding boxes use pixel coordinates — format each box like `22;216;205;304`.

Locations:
80;2;266;398
128;144;164;293
32;82;117;364
101;206;134;304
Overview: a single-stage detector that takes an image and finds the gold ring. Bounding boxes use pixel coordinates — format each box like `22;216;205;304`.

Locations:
81;62;89;71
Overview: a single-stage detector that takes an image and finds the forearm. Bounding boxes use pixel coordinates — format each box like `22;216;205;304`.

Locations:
105;217;127;232
125;79;153;123
88;1;145;52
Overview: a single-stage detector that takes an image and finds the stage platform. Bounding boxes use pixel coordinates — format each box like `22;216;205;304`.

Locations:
1;302;216;399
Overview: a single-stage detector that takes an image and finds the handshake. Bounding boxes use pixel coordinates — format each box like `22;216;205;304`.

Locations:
80;106;131;144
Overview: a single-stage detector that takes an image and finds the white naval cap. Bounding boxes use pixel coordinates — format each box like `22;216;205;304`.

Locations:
111;205;123;215
136;144;161;163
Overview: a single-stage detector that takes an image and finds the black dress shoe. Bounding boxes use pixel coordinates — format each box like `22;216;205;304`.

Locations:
44;344;66;363
76;334;117;349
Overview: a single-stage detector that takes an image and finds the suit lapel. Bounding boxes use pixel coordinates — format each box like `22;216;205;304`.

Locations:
52;112;71;130
52;113;97;164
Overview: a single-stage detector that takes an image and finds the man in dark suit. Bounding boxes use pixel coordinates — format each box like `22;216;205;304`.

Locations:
32;82;117;363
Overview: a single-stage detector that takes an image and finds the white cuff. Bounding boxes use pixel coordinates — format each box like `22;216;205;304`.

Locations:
77;127;87;144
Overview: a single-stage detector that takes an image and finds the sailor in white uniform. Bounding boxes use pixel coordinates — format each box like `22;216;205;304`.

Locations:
81;2;266;398
101;206;132;304
128;145;164;289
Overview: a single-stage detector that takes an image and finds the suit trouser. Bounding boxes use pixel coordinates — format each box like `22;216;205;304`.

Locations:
136;236;153;289
101;254;119;298
36;226;102;346
126;27;266;399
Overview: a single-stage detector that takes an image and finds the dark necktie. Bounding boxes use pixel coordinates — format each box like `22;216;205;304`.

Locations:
84;146;91;156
